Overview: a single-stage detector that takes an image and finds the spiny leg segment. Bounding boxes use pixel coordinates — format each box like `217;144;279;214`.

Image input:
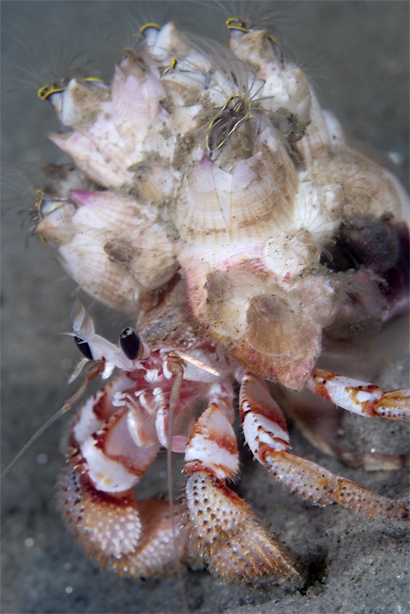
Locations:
240;371;409;522
183;399;300;585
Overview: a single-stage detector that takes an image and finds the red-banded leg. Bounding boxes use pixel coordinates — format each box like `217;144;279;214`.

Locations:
307;369;410;420
183;398;300;585
60;373;187;578
276;387;409;471
240;371;409;521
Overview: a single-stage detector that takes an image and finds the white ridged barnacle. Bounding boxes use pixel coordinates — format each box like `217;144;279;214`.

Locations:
37;188;178;311
50;78;110;129
145;22;190;63
175;126;298;253
49;63;170;189
260;67;312;133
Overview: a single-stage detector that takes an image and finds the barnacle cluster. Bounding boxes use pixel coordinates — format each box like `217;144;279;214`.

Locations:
36;18;408;389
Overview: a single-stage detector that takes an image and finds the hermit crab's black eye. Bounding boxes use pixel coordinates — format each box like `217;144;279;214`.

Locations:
119;327;141;360
74;336;94;361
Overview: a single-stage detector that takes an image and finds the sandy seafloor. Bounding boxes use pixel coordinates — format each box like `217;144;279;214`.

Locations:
1;2;409;613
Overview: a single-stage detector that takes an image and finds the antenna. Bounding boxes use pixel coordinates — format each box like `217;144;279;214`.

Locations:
1;360;104;480
166;357;189;614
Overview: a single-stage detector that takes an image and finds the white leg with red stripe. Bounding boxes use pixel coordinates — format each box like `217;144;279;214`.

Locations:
307;369;410;420
239;370;409;522
183;399;300;585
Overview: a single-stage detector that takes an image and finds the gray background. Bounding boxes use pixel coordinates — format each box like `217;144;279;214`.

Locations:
1;2;409;613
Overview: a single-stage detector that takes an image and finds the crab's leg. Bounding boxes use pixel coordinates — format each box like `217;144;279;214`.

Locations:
276;387;409;471
60;374;187;578
183;398;300;585
240;371;409;521
307;369;410;420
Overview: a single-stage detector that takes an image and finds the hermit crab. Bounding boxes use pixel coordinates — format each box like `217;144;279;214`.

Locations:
30;14;410;585
2;2;409;609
